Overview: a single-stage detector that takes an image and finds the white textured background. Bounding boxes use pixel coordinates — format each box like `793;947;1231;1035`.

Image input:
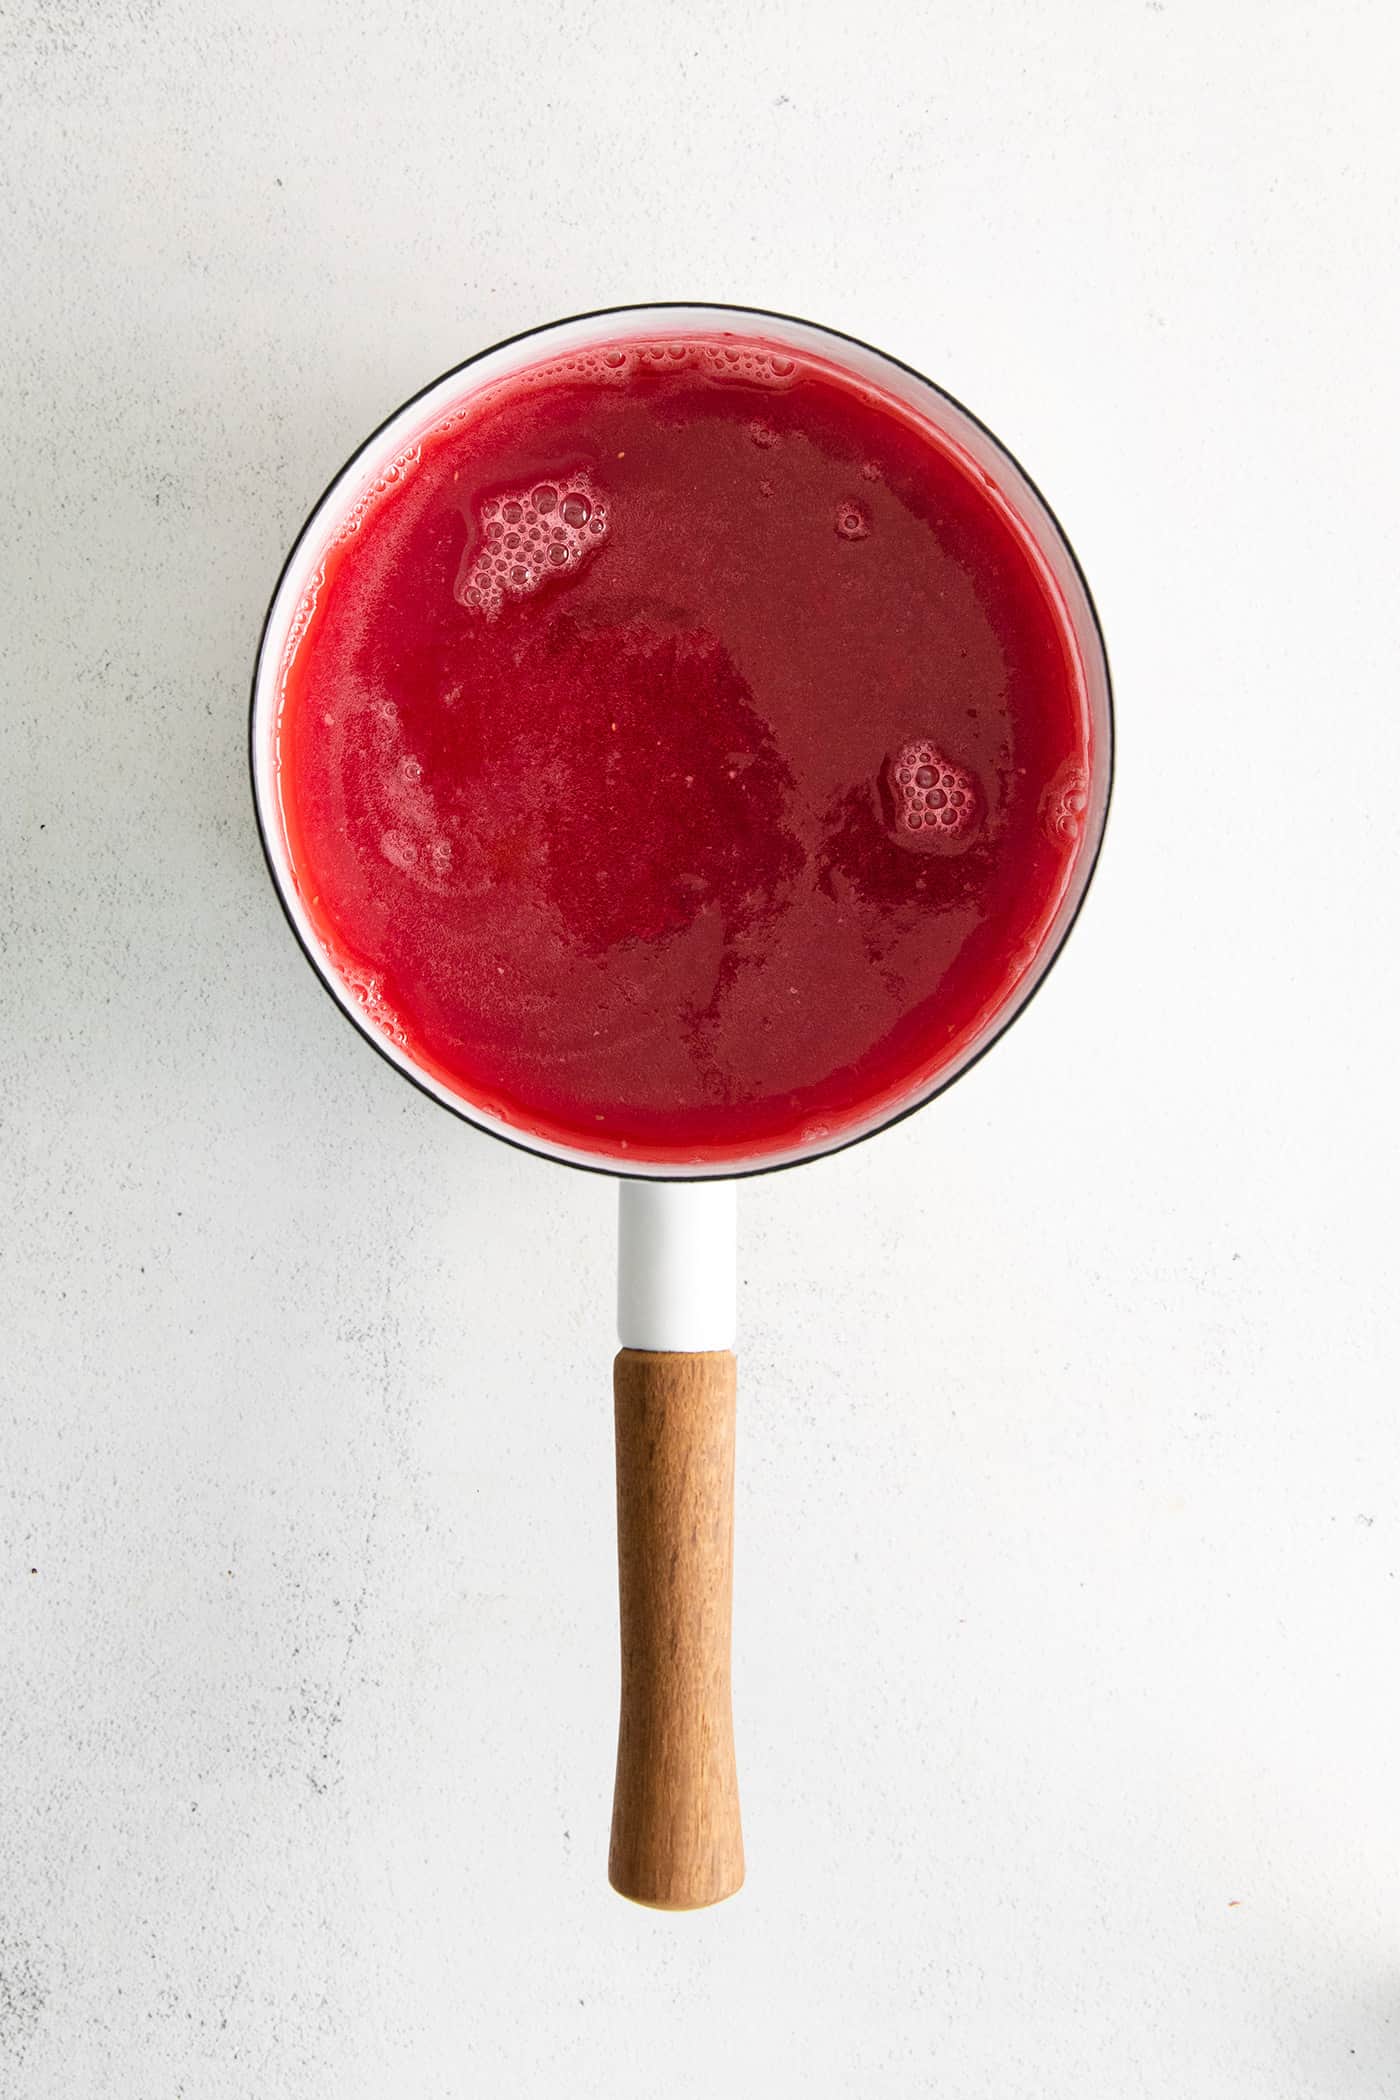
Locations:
3;3;1397;2094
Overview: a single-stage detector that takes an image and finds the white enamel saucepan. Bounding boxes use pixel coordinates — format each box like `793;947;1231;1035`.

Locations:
250;302;1113;1910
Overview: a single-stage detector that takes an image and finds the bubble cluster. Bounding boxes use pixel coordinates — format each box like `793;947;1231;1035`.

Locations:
331;444;422;545
380;826;419;872
361;697;458;895
279;561;326;683
519;337;801;392
1040;762;1090;845
887;741;980;847
835;499;870;541
456;474;609;616
341;967;408;1048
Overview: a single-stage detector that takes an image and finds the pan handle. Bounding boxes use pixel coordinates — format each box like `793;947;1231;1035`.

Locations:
609;1182;743;1909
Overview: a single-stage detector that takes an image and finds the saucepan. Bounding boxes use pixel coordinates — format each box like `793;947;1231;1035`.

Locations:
250;302;1113;1908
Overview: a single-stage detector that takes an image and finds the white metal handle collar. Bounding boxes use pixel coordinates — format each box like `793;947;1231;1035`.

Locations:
616;1179;737;1352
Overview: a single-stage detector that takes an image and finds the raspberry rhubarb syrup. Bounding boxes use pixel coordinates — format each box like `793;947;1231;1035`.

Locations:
273;328;1097;1168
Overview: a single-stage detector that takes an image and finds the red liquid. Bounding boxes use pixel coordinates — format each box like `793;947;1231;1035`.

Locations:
275;332;1095;1166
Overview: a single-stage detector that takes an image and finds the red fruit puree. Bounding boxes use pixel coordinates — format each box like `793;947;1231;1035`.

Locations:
274;332;1095;1166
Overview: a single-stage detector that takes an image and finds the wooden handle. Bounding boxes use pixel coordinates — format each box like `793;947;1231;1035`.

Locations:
609;1348;744;1909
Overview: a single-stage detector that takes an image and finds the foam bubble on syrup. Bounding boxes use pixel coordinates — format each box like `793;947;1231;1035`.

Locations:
341;967;409;1048
886;741;981;850
380;827;419;872
330;444;422;545
1040;761;1090;845
518;337;802;392
456;473;608;616
835;499;870;541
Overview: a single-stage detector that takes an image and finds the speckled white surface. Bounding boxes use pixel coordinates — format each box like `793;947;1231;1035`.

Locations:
3;3;1398;2094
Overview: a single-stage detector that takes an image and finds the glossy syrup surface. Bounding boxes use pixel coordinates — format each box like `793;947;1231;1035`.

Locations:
275;333;1094;1165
